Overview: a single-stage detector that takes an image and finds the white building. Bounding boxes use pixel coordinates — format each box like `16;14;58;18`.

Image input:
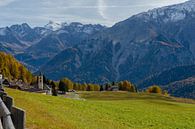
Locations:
37;75;44;89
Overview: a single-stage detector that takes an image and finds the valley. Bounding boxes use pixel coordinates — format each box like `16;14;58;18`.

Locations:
0;0;195;129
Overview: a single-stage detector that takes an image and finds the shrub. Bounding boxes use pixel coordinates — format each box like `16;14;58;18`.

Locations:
51;81;58;96
147;85;162;94
59;80;68;93
162;90;169;96
118;80;136;92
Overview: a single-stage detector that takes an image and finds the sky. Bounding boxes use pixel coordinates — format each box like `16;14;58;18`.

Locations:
0;0;188;27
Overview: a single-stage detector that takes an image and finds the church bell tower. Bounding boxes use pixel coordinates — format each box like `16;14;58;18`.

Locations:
37;73;44;90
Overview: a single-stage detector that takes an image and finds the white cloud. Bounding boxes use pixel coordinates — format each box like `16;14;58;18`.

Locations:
0;0;16;6
0;0;188;27
98;0;109;20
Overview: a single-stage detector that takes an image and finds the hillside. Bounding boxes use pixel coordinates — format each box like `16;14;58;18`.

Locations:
137;65;195;99
6;88;195;129
138;65;195;88
164;77;195;99
0;52;33;83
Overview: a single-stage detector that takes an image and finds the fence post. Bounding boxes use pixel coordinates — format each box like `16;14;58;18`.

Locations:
11;107;25;129
0;90;25;129
3;96;13;112
0;120;3;129
0;98;15;129
0;91;7;98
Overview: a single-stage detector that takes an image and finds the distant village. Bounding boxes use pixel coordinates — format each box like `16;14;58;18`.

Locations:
0;71;140;96
0;70;164;97
0;72;52;95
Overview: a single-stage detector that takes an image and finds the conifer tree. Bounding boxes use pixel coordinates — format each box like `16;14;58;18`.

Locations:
51;81;58;96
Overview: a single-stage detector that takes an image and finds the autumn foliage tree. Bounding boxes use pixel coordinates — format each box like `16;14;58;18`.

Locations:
118;80;136;92
147;85;162;94
0;52;33;83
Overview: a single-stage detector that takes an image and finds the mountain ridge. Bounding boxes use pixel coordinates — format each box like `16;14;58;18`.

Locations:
40;0;195;84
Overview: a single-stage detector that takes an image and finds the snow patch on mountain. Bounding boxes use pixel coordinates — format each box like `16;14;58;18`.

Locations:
44;21;62;31
56;30;69;35
83;26;96;34
140;0;195;22
173;0;195;12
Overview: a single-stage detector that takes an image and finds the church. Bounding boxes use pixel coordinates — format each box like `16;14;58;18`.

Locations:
35;73;52;95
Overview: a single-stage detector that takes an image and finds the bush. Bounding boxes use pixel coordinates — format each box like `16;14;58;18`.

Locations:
118;80;136;92
51;81;58;96
162;90;169;96
147;85;162;94
59;80;68;93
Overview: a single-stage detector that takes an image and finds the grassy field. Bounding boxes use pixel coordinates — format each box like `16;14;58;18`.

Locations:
5;88;195;129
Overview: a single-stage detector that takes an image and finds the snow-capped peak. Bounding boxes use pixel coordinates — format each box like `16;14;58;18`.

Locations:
44;21;62;31
163;0;195;12
138;0;195;23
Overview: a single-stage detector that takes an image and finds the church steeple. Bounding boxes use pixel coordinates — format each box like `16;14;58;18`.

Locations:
37;72;44;90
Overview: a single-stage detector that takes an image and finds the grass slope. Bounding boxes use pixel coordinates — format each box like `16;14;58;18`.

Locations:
5;89;195;129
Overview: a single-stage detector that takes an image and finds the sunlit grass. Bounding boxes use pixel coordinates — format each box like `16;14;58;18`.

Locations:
5;88;195;129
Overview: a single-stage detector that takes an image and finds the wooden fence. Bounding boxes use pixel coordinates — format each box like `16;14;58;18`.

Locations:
0;91;25;129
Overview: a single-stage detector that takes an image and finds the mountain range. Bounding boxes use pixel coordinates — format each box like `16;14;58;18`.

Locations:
0;0;194;96
0;22;106;71
41;0;195;84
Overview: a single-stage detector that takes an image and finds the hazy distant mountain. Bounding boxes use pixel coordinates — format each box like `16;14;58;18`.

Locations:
0;26;26;54
15;22;106;71
0;23;48;54
41;0;195;84
10;23;41;42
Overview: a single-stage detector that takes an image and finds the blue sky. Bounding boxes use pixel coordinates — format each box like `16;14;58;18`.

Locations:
0;0;187;27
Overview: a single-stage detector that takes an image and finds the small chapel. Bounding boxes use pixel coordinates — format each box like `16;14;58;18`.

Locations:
37;73;44;89
35;73;51;95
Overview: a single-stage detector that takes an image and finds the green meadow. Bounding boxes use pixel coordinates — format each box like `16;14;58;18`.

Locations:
5;88;195;129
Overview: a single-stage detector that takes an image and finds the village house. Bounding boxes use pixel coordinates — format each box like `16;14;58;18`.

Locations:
109;86;119;91
0;72;51;95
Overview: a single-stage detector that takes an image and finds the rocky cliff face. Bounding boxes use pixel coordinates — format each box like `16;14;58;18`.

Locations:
41;0;195;83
